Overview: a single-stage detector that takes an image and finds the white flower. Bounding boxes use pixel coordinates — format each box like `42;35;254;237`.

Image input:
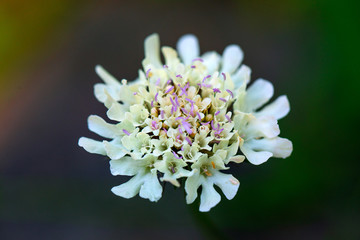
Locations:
79;33;293;212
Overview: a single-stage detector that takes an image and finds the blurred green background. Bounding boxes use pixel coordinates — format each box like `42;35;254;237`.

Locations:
0;0;359;239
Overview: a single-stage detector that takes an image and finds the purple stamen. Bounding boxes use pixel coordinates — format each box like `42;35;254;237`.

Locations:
181;146;184;151
219;98;227;102
133;92;137;95
179;128;183;134
190;103;195;117
151;120;158;130
213;88;221;93
203;84;212;88
202;75;211;83
182;121;193;134
201;121;210;125
165;86;174;94
181;108;188;114
167;79;172;85
151;100;154;108
162;127;167;133
197;112;202;120
146;69;151;78
176;135;181;140
163;65;168;68
192;58;204;62
211;120;216;130
122;129;130;136
176;116;185;121
174;95;180;106
161;110;165;119
225;114;232;122
156;78;161;86
215;111;220;116
169;97;176;106
222;72;226;80
185;137;192;145
185;98;194;104
155;92;159;101
172;151;182;159
191;65;196;68
226;89;234;98
176;74;182;78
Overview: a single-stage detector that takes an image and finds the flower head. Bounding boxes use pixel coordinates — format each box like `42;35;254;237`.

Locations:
79;33;293;212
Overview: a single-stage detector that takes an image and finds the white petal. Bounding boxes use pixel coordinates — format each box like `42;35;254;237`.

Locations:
88;115;120;138
111;173;144;199
95;65;122;87
78;137;106;155
255;95;290;120
228;155;245;163
104;140;127;160
177;34;199;65
212;172;240;200
162;46;180;68
144;33;162;68
246;116;280;138
245;79;274;111
185;170;202;204
232;64;251;88
246;137;293;159
221;44;244;74
201;51;221;74
199;181;221;212
241;143;273;165
139;172;163;202
110;156;140;176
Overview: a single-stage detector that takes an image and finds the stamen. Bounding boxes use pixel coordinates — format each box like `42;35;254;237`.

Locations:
185;98;194;104
181;108;188;114
163;65;168;68
179;128;183;134
133;92;137;95
192;58;204;62
151;100;154;108
156;78;161;86
226;89;234;98
197;112;202;120
222;72;226;80
215;111;220;116
213;88;221;93
172;151;182;159
155;92;159;101
174;95;180;106
201;121;210;125
181;146;184;151
219;98;227;102
211;120;215;130
185;137;192;146
171;166;176;174
202;75;211;83
162;127;167;133
169;97;176;106
161;110;165;119
176;74;182;78
165;86;174;94
211;161;216;169
146;69;151;78
167;79;172;85
151;121;158;130
122;129;130;136
182;121;193;134
225;114;232;122
191;65;196;68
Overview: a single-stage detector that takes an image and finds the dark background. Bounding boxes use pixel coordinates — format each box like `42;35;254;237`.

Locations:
1;0;359;239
